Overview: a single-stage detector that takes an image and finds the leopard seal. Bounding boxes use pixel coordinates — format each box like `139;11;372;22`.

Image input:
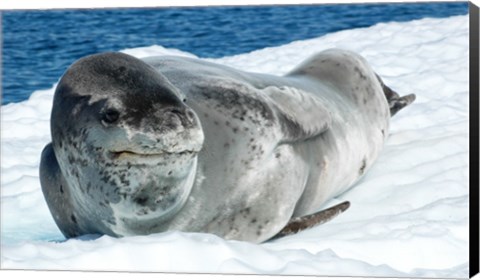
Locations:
40;49;415;243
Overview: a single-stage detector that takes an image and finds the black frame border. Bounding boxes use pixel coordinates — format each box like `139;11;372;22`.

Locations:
469;1;479;278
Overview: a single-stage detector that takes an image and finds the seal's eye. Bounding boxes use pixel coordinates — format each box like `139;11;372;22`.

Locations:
102;109;120;124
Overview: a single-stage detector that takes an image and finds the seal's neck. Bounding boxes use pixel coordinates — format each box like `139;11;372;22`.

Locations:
106;157;198;236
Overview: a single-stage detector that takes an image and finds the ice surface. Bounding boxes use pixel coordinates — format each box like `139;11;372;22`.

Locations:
0;15;469;277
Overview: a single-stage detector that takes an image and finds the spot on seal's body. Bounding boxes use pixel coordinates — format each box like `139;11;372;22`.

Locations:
359;158;367;175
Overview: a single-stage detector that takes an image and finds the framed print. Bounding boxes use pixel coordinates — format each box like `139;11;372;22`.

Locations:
1;1;478;279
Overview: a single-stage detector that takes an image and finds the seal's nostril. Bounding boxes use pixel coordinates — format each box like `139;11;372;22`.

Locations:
170;109;182;116
186;110;195;121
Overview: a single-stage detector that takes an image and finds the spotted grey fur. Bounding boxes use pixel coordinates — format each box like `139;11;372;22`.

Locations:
40;49;415;243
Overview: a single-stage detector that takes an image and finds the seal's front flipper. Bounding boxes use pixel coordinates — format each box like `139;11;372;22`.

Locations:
40;143;83;238
272;201;350;240
263;86;332;143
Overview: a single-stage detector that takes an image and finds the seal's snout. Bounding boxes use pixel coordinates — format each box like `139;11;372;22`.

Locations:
158;108;183;131
167;107;198;128
110;103;204;157
151;105;199;134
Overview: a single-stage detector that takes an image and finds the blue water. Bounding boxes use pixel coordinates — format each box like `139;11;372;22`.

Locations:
1;2;468;105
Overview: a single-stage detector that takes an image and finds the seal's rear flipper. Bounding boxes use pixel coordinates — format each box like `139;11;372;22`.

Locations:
376;74;416;117
389;94;416;117
271;201;350;240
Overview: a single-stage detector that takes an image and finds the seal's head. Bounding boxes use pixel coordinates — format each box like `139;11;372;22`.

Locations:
51;52;204;235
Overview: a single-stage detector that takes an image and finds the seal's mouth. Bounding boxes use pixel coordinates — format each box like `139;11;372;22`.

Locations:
109;150;197;160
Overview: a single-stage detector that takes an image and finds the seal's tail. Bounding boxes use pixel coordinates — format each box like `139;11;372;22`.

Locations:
376;74;416;117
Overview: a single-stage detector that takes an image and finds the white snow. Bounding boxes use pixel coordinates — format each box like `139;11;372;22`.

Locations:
0;15;469;278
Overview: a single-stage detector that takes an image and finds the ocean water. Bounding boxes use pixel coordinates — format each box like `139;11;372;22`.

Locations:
1;2;469;105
